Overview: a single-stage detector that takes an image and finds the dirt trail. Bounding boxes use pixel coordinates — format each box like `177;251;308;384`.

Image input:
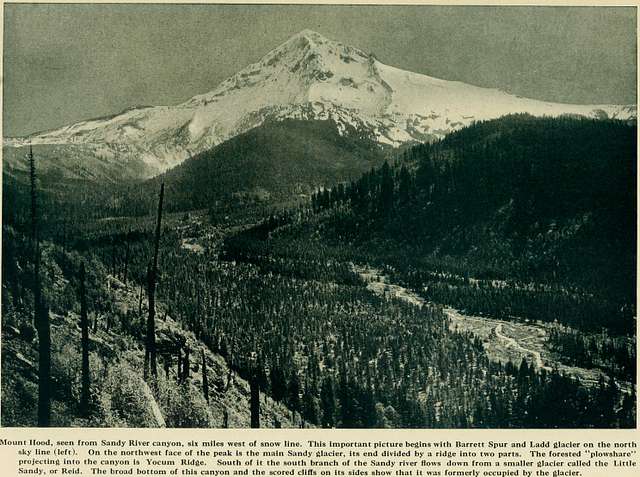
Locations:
494;323;551;372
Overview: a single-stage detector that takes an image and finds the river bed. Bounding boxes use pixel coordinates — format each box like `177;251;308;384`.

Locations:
353;264;633;393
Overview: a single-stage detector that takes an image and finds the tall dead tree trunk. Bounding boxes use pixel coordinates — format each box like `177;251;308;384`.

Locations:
123;229;130;286
138;282;144;316
79;262;90;417
144;262;153;379
201;349;209;403
176;347;182;383
223;408;229;428
250;369;260;428
145;182;164;380
37;298;51;427
145;262;156;379
182;345;190;383
29;145;37;244
29;145;51;427
28;146;38;293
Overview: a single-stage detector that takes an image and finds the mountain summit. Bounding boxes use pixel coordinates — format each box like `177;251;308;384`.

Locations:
4;30;636;180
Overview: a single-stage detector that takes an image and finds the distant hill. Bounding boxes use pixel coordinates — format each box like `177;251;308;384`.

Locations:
149;119;390;213
2;119;389;233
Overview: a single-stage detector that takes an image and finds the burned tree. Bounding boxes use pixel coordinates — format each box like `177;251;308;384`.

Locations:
145;182;164;380
29;145;51;427
29;145;37;242
250;369;260;428
202;349;209;403
223;408;229;428
79;262;90;417
138;281;144;316
182;345;190;383
123;229;131;286
176;347;183;383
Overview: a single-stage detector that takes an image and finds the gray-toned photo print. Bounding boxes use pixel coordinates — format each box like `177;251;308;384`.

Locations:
1;4;636;428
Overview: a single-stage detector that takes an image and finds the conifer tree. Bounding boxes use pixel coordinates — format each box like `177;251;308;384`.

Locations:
398;164;412;205
287;371;301;413
29;145;51;427
250;370;260;428
302;384;319;425
379;161;394;218
145;182;164;379
270;364;286;402
201;349;209;403
79;262;90;417
320;376;336;428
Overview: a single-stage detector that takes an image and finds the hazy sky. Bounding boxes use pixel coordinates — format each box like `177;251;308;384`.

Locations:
3;4;637;137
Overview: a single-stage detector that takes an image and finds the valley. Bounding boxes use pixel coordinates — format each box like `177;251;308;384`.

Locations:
354;264;634;394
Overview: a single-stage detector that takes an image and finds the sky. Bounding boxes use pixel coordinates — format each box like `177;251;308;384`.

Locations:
3;4;637;137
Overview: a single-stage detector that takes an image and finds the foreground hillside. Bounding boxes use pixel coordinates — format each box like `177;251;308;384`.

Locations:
1;221;301;428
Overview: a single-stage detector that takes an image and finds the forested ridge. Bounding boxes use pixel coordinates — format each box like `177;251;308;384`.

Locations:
149;119;388;213
308;114;636;334
3;119;388;223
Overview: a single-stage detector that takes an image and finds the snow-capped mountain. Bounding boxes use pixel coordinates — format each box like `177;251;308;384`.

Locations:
5;29;636;179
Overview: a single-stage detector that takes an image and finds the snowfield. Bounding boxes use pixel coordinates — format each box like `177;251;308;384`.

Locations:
5;29;636;178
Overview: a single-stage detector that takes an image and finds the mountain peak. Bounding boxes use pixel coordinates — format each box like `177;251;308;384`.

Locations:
8;29;635;179
270;29;367;65
291;29;328;42
185;28;374;108
269;28;344;62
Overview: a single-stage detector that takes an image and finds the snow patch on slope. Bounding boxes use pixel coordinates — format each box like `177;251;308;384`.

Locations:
5;29;636;178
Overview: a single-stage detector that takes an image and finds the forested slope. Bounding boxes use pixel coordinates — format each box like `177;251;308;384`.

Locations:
306;115;636;333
